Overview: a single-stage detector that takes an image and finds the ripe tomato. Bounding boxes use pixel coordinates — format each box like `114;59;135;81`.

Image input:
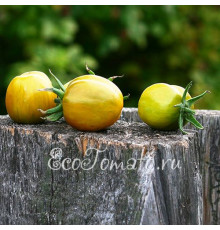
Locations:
138;82;209;133
6;71;57;124
41;70;124;132
63;75;123;131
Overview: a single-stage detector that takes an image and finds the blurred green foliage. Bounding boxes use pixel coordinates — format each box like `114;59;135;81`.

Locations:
0;5;219;115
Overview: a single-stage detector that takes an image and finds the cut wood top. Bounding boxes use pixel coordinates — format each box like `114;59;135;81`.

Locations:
0;113;195;150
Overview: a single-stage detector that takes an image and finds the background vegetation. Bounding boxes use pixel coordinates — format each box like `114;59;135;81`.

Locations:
0;5;220;115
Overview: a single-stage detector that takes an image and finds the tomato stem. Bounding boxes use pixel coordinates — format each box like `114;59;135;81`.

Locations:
181;81;192;104
39;88;64;99
186;90;210;108
38;103;63;115
175;82;210;134
54;98;61;104
123;93;130;101
41;111;63;122
49;69;66;92
185;114;204;130
38;85;65;121
179;112;187;134
86;64;95;75
108;75;124;82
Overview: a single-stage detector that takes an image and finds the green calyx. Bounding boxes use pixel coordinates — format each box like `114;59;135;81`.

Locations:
38;87;64;99
174;81;210;134
86;65;129;101
123;94;130;101
108;75;124;82
39;66;129;122
86;64;95;75
38;70;66;122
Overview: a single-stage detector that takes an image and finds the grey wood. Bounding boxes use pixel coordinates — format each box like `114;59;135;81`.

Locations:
0;108;219;224
121;108;220;225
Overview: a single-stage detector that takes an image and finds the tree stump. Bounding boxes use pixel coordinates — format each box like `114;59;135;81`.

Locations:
0;108;219;225
121;108;220;225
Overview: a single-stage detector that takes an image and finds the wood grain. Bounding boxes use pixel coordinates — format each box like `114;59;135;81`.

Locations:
0;108;219;224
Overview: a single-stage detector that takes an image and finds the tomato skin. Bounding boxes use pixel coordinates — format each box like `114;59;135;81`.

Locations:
6;71;57;124
63;75;123;131
138;83;193;131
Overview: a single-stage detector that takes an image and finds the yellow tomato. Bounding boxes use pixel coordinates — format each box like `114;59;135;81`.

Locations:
62;75;123;131
138;83;193;131
6;71;57;124
64;81;72;89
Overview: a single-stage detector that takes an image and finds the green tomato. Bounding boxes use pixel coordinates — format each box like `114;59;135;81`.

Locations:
138;82;209;133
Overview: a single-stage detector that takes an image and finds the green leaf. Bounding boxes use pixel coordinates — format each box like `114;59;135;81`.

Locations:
108;75;124;82
185;114;204;130
38;103;63;115
49;69;66;92
43;111;63;122
86;64;95;75
187;90;210;108
179;112;188;134
181;81;192;104
38;87;64;99
183;107;196;114
123;94;130;101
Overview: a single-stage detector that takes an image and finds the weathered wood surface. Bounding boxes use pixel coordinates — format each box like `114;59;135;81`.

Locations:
186;110;220;225
122;108;220;225
0;108;219;225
